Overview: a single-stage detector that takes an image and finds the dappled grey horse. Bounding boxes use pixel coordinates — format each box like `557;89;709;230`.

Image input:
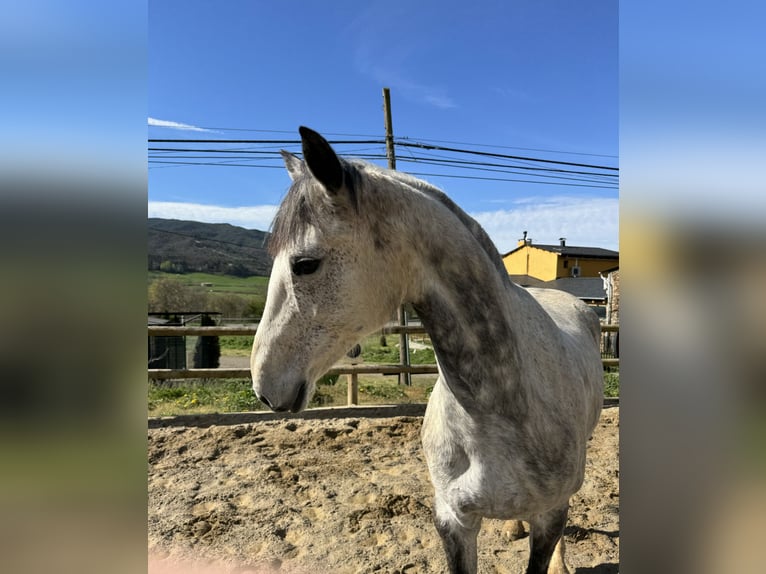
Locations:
251;127;603;574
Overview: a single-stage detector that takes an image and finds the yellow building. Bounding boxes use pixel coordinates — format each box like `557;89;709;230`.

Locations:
502;235;619;282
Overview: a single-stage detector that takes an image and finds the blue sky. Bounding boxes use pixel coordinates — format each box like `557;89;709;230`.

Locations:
149;0;618;253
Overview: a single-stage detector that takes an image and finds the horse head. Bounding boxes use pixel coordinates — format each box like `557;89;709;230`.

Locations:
250;127;402;412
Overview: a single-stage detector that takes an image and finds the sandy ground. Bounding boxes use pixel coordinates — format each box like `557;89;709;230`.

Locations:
148;405;618;574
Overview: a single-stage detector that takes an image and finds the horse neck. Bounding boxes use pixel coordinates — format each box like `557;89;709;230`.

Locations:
389;187;525;409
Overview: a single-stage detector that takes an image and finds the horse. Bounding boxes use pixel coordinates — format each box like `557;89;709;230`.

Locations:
250;127;604;574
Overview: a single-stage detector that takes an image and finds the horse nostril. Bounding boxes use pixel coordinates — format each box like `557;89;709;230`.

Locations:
257;393;288;413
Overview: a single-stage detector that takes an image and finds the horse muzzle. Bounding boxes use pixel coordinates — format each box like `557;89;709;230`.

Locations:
255;380;308;414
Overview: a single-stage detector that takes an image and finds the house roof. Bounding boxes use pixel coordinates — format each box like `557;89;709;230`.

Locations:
503;243;619;260
546;277;607;300
509;275;607;302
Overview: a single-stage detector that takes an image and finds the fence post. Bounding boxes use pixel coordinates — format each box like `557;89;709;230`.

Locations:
347;373;358;405
398;307;411;386
382;88;412;387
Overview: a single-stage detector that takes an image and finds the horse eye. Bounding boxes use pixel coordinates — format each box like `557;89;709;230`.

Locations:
292;258;321;276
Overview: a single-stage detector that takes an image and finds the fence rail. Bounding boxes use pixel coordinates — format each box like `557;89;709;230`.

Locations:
147;324;426;337
148;323;618;404
148;323;619;337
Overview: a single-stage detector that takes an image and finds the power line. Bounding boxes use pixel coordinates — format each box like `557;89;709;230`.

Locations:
395;157;616;186
397;135;618;159
148;159;617;189
403;171;617;189
148;138;385;145
146;134;618;191
150;126;617;160
148;145;616;177
395;140;618;171
148;148;281;154
393;148;617;179
149;160;287;168
147;137;617;172
148;148;615;184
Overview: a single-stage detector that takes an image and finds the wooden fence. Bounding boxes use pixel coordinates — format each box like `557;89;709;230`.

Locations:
148;323;618;405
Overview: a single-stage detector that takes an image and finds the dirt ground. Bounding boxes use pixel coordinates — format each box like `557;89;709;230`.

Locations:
148;405;619;574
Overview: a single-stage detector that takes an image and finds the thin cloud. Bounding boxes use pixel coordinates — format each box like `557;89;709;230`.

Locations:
493;86;534;103
348;5;457;111
148;202;279;231
471;196;619;254
148;117;214;133
363;64;458;110
423;93;458;110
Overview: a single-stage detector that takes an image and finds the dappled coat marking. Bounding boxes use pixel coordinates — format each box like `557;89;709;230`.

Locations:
250;127;603;574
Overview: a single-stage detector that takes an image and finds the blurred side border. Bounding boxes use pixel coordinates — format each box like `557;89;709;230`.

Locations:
0;2;147;573
621;2;766;573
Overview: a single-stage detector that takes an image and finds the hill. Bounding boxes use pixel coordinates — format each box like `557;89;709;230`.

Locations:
148;218;272;277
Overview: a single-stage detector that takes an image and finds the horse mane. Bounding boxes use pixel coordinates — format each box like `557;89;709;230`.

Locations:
381;168;510;280
269;158;509;283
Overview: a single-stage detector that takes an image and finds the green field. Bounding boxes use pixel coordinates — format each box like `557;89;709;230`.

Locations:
148;271;269;296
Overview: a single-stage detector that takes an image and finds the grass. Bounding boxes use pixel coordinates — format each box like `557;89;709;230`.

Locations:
148;379;261;416
315;374;436;407
147;375;437;416
148;271;269;297
219;335;254;356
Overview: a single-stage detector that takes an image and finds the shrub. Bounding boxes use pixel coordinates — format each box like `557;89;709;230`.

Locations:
603;370;619;397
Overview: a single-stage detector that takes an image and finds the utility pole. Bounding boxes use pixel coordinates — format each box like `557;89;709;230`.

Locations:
382;88;411;386
383;87;396;170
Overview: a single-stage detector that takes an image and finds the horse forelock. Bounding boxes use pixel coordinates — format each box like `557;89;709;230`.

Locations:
268;175;318;256
268;160;362;256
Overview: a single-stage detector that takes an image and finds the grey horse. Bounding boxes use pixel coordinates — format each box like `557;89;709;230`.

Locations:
251;127;603;573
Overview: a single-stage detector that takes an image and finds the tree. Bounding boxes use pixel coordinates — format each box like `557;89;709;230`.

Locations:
148;277;207;312
159;259;185;273
159;260;174;273
208;292;249;318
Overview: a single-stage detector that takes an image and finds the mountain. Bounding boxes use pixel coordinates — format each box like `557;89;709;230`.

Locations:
148;218;272;277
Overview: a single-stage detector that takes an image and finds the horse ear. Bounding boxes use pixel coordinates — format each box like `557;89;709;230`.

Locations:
299;126;344;194
281;150;305;182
